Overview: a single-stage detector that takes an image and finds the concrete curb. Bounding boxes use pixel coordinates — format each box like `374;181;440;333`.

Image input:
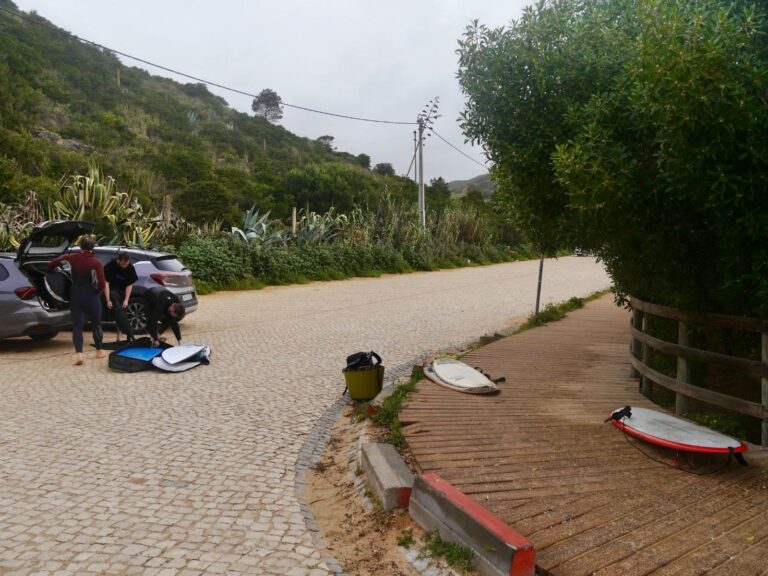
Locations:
361;443;414;510
409;473;536;576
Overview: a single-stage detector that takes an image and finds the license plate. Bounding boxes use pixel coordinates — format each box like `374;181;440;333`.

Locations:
182;293;193;301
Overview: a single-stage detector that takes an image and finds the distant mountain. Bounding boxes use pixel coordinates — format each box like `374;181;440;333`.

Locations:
447;173;497;199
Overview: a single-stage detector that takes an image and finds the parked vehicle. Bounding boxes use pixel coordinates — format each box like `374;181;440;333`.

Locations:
91;246;198;333
0;255;72;340
0;220;93;340
0;221;198;340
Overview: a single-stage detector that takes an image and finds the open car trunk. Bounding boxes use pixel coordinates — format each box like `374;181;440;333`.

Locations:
16;221;95;310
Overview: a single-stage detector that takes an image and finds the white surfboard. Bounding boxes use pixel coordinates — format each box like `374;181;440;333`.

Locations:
161;344;208;365
428;358;499;394
608;406;747;454
152;356;201;372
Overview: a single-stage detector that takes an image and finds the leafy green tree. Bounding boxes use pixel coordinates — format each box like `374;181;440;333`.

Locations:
554;0;768;314
427;177;451;209
458;0;637;253
356;153;371;170
251;89;284;123
316;135;335;150
177;180;239;226
373;163;395;177
458;0;768;315
282;162;381;214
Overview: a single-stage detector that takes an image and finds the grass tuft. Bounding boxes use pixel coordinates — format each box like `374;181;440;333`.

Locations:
423;530;475;574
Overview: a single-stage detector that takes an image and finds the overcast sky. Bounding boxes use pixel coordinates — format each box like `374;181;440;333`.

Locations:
14;0;530;183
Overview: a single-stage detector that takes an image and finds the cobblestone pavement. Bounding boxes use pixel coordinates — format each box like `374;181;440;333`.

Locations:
0;257;610;575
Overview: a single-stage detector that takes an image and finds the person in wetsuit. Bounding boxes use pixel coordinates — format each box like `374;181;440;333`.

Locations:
47;235;108;365
143;286;186;347
104;250;138;343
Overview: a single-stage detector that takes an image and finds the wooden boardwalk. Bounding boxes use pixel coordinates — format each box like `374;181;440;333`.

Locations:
400;296;768;576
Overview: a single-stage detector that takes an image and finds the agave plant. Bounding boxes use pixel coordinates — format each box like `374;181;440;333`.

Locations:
294;207;347;245
0;203;34;249
231;205;286;246
50;164;129;229
200;218;225;238
50;164;159;247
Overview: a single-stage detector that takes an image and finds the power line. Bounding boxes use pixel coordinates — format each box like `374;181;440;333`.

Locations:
430;129;489;171
404;148;417;180
0;5;417;126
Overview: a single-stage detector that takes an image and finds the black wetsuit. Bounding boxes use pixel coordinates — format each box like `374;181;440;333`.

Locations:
104;259;138;339
47;251;106;353
143;286;182;342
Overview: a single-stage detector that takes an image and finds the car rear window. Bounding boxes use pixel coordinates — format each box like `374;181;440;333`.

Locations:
0;262;8;281
153;256;187;272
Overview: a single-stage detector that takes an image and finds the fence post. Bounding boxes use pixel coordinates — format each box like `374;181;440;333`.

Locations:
641;314;653;397
762;331;767;446
676;321;690;415
630;308;643;379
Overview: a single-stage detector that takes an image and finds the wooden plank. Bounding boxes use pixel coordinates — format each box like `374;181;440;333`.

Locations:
401;296;768;576
563;472;768;576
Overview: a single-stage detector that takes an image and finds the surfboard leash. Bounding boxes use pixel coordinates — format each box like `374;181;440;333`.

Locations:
618;421;747;475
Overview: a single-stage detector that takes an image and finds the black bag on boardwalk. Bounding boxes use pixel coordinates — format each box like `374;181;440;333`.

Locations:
108;338;172;373
345;351;382;371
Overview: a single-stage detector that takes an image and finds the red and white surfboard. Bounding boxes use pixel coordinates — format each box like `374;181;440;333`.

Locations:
608;406;747;454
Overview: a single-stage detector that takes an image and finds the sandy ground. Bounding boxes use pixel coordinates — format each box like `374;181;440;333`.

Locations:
302;406;463;576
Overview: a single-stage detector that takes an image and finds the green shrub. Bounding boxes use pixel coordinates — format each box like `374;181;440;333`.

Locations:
177;235;248;285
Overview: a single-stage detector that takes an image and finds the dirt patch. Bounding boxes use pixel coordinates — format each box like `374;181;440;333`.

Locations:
301;406;438;576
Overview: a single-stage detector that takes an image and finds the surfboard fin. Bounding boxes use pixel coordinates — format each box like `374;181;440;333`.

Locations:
604;405;632;423
727;447;748;467
473;367;506;384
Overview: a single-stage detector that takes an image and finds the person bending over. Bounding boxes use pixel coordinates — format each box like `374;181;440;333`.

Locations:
104;250;138;343
143;286;186;346
47;235;108;365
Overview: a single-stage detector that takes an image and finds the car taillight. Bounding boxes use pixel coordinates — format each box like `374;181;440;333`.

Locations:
15;286;37;300
150;273;182;286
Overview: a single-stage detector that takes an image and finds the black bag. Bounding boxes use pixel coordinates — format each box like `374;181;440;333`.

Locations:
108;338;171;373
345;351;382;371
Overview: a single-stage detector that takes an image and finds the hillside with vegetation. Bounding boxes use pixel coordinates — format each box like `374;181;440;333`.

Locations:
0;0;531;289
0;0;417;224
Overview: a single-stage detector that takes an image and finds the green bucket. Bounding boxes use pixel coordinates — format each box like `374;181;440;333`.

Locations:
343;365;384;401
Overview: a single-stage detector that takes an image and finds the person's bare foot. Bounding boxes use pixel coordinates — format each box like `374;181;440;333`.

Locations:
74;353;84;366
96;350;106;359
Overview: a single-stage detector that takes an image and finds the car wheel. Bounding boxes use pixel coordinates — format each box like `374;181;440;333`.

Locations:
126;296;148;333
28;331;59;341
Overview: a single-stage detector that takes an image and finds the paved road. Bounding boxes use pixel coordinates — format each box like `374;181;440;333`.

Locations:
0;257;610;575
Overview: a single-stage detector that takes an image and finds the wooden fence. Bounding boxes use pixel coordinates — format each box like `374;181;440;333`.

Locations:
629;296;768;445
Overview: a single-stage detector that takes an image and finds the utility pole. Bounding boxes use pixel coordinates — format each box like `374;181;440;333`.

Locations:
417;117;425;227
415;97;440;228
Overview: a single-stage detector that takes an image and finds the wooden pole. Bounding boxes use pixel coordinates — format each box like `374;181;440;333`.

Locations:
762;331;767;446
676;321;691;415
641;314;654;397
630;308;643;379
534;254;544;319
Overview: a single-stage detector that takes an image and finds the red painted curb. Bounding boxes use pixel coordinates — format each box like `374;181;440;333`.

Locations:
419;473;536;576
